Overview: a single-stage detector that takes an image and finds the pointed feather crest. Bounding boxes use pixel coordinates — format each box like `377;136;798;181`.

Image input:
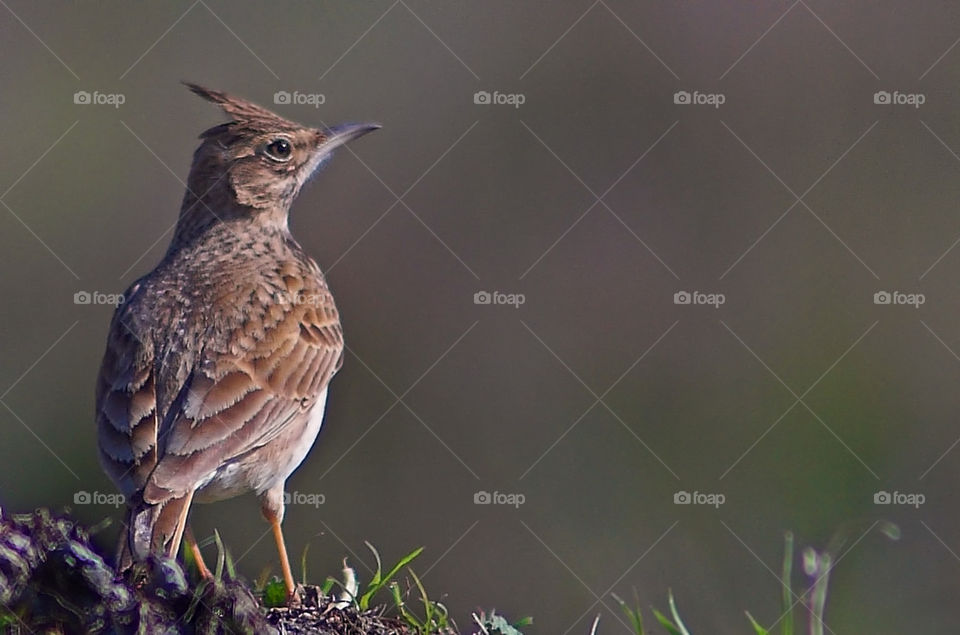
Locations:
183;82;299;136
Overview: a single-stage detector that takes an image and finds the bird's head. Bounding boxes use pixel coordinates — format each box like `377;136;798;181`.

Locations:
176;83;379;239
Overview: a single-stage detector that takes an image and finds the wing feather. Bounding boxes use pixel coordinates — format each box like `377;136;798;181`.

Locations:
97;271;342;507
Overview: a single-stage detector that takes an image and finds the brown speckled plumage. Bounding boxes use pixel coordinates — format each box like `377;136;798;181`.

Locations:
96;83;378;598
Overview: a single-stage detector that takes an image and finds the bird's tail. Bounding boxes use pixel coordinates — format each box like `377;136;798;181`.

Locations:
116;493;193;571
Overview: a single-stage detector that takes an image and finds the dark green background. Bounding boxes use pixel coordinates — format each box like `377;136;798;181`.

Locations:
2;2;960;632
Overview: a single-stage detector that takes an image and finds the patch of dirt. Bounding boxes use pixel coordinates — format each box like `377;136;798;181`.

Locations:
0;508;419;634
266;586;412;634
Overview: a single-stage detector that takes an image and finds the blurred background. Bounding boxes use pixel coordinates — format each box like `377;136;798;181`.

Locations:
2;1;960;631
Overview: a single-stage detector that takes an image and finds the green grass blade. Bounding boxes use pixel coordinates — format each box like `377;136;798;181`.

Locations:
300;543;310;586
381;548;423;590
667;590;691;635
877;521;900;542
358;542;384;610
365;541;384;587
745;611;769;635
225;545;236;580
810;553;832;635
409;568;432;625
652;609;683;635
213;529;226;582
781;531;794;635
390;580;424;630
359;545;423;611
255;567;271;592
611;592;644;634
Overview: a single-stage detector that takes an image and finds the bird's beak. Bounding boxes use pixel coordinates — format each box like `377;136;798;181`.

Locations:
318;122;381;154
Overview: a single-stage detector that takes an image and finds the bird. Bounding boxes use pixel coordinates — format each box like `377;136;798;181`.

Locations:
95;82;379;600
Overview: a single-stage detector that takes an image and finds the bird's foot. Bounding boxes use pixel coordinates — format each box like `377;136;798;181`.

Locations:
285;584;303;607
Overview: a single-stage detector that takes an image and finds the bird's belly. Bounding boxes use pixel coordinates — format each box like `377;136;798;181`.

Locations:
273;388;328;485
193;388;328;503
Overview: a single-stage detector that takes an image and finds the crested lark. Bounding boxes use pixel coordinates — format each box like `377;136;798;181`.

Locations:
96;83;378;598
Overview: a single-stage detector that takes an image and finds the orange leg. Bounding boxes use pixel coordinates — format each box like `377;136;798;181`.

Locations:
267;512;297;599
184;526;213;580
167;489;195;559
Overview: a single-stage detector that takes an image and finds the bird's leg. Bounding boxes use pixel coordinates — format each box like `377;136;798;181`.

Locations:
270;515;296;597
167;489;195;559
262;487;297;602
184;526;213;580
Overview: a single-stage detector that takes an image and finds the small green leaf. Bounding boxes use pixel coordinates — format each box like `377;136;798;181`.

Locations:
319;576;336;595
262;578;288;608
480;609;528;635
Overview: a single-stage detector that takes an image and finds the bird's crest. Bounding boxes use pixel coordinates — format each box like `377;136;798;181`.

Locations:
183;82;299;138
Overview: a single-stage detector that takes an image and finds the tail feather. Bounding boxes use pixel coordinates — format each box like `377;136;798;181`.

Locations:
116;495;193;571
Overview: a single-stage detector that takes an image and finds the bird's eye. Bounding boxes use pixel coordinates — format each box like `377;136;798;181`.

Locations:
264;138;292;161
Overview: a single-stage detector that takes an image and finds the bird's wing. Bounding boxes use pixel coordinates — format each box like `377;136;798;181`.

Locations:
97;275;343;505
96;285;161;499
